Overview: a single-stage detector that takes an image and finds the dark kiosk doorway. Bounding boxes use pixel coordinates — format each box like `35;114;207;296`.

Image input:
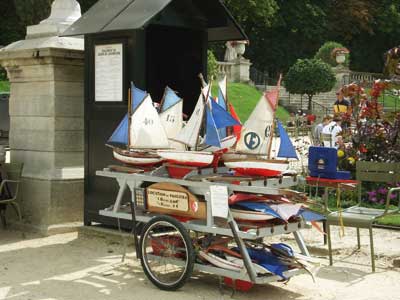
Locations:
146;25;205;115
62;0;247;228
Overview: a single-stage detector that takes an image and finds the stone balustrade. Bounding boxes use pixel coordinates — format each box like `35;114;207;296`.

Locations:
216;59;251;83
344;71;385;86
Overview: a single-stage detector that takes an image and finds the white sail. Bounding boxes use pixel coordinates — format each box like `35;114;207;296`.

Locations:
130;94;170;149
219;76;227;102
173;93;205;148
173;85;209;148
159;100;185;150
235;94;275;155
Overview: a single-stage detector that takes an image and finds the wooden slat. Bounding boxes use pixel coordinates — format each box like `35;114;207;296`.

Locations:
108;165;145;174
356;161;400;183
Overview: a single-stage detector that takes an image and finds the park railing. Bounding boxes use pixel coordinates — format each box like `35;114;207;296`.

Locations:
250;67;269;90
342;71;385;87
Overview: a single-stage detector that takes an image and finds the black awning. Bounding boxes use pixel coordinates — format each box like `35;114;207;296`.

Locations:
62;0;247;42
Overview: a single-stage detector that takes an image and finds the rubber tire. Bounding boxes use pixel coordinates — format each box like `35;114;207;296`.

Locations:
139;215;195;291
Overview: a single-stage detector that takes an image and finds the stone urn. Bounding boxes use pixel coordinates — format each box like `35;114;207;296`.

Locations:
233;41;248;59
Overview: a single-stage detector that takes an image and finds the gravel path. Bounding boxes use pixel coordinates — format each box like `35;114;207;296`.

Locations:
1;225;399;300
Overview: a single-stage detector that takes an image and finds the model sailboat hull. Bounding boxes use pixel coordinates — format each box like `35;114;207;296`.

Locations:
224;159;289;177
157;150;215;167
113;149;163;167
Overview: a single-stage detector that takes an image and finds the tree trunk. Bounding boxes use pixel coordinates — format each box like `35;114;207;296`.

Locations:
307;94;313;112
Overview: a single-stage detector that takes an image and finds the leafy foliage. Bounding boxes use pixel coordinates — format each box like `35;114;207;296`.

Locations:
327;0;377;42
285;59;336;110
207;50;218;81
315;41;349;67
2;0;400;75
0;81;10;92
338;81;400;167
13;0;52;29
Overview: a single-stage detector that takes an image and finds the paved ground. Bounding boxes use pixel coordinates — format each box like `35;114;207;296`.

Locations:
0;226;399;300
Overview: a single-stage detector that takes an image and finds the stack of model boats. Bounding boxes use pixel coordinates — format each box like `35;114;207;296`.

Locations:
107;75;299;177
227;192;324;224
197;242;318;281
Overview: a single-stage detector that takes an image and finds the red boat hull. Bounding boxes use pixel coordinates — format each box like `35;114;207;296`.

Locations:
233;167;282;177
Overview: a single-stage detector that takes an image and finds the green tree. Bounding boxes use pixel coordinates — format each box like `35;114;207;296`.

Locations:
315;41;349;67
285;58;336;111
224;0;329;76
13;0;52;28
207;50;218;81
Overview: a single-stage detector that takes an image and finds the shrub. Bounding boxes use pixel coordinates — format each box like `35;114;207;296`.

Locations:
207;50;218;81
0;67;7;81
315;41;349;67
285;58;336;110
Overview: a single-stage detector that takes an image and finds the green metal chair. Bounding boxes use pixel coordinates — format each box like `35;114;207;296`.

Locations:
0;163;23;228
326;161;400;272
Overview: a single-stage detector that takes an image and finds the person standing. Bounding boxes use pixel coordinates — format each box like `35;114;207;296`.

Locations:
322;115;342;148
334;90;351;114
314;115;332;145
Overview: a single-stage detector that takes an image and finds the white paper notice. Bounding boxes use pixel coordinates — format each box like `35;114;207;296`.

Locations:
210;185;229;219
95;43;123;102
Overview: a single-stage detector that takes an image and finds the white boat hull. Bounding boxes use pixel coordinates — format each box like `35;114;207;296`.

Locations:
157;150;215;167
230;208;277;221
113;150;163;166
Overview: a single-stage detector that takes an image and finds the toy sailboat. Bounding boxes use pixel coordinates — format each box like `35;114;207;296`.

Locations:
223;78;298;177
107;83;169;167
158;86;185;150
203;76;241;151
157;84;240;169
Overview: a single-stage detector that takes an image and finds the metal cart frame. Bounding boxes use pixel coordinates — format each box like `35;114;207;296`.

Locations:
97;166;311;285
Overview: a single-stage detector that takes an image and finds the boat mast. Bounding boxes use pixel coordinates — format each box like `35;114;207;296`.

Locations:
266;119;275;159
195;82;211;151
158;86;168;113
223;76;231;137
266;74;282;159
127;87;132;149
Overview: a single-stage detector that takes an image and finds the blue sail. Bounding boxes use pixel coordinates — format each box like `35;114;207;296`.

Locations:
210;99;240;129
217;87;227;110
108;114;129;146
160;87;181;113
131;83;147;111
277;120;298;159
204;106;221;147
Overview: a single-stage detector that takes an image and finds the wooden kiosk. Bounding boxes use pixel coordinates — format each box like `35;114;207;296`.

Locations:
62;0;247;227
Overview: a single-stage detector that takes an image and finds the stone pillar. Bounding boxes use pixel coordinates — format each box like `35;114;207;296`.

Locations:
0;0;84;235
231;58;252;83
333;65;351;89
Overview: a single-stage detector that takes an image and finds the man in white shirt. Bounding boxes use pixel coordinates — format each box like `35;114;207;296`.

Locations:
322;116;342;148
314;115;332;145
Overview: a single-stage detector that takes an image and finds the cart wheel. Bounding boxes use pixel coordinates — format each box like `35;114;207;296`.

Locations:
139;215;195;291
